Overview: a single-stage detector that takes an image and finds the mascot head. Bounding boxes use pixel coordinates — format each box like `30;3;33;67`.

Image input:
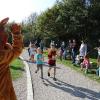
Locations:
0;17;9;49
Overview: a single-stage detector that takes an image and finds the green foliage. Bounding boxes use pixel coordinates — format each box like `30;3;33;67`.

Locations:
21;13;38;45
20;0;100;47
34;0;100;44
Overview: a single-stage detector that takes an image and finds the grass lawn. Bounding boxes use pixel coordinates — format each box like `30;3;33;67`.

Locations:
10;58;24;80
57;58;100;83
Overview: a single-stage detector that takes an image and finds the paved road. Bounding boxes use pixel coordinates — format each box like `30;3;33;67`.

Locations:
22;50;100;100
13;69;27;100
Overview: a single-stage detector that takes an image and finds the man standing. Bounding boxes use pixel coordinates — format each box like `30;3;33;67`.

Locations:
39;40;44;52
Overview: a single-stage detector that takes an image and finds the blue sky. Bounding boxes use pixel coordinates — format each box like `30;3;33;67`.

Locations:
0;0;56;22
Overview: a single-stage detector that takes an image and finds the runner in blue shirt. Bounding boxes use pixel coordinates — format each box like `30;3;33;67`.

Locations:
35;47;44;79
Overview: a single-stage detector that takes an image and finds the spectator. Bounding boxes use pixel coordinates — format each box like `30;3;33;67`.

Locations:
71;39;77;64
27;41;31;57
79;40;87;63
61;41;65;50
95;47;100;63
95;47;100;76
68;40;72;54
68;40;73;49
39;40;44;52
50;40;55;46
58;47;63;61
63;48;67;60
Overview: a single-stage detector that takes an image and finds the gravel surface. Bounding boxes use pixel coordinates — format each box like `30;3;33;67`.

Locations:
13;63;27;100
22;50;100;100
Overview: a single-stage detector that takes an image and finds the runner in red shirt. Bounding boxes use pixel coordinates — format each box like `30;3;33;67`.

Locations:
48;44;57;81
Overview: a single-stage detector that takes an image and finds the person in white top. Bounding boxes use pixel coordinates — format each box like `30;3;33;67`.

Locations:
79;41;87;57
79;41;87;63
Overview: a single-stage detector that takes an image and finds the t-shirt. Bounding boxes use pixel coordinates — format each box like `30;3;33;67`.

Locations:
48;50;56;65
30;47;36;56
35;54;43;64
79;43;87;57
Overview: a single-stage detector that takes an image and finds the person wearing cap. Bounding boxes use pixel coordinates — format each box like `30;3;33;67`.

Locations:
47;44;57;81
0;17;23;100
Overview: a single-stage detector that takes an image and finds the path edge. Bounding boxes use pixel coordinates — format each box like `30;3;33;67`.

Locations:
19;56;34;100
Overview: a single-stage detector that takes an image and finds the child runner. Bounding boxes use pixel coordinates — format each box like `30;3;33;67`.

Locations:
29;43;37;62
48;44;57;81
35;47;44;79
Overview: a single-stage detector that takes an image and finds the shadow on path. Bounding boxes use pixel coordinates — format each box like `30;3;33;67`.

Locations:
43;78;100;100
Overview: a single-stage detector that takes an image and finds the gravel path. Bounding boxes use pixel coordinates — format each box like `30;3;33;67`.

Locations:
13;62;27;100
22;50;100;100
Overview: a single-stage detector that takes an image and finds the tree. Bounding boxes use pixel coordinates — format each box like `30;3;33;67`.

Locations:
22;0;100;47
21;13;38;45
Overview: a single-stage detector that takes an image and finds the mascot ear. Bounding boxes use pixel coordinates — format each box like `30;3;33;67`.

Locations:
0;17;9;26
0;18;9;46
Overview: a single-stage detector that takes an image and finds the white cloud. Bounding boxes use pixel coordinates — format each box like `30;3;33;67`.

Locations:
0;0;56;22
